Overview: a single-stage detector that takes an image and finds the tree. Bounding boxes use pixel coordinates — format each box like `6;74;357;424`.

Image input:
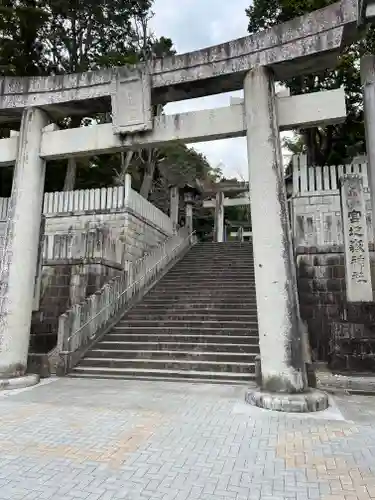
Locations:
111;16;176;199
148;143;216;212
37;0;155;191
0;1;49;196
0;1;48;78
0;1;214;210
246;0;375;165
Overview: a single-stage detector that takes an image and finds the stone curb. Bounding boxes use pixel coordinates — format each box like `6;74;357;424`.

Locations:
245;388;329;413
0;374;40;391
317;371;375;395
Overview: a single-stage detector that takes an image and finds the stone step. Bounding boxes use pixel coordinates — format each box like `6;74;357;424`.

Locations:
148;291;257;296
147;290;256;296
143;295;257;302
79;357;255;373
124;313;258;321
169;271;255;276
186;255;253;258
159;278;256;285
163;274;255;281
176;257;254;262
87;349;258;363
106;333;258;343
97;341;260;352
182;250;253;254
188;248;253;252
156;284;255;290
140;296;258;303
69;366;255;383
134;303;258;311
167;266;254;277
72;240;261;384
116;319;258;328
186;255;254;257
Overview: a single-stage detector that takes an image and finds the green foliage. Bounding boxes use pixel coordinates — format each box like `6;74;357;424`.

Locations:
0;1;211;200
0;1;244;243
246;0;375;165
41;0;152;73
0;1;49;77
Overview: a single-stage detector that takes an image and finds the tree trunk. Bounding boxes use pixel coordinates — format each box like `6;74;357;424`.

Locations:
140;165;155;198
140;149;157;199
63;116;82;190
63;157;77;191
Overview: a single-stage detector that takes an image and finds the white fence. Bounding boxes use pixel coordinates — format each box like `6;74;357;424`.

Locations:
55;227;196;374
0;174;173;236
42;186;127;214
291;155;373;247
292;155;369;195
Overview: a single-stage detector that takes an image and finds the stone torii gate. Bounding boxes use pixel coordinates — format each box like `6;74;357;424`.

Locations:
203;181;250;242
0;0;373;408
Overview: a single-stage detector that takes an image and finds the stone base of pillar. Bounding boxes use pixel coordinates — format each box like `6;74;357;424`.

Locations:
0;374;39;391
245;388;329;413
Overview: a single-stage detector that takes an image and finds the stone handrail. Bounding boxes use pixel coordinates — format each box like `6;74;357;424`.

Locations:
127;188;174;235
56;227;196;373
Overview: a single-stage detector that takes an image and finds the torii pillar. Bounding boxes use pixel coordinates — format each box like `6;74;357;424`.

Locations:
169;185;179;231
0;108;48;389
244;67;327;412
184;193;194;234
214;192;225;242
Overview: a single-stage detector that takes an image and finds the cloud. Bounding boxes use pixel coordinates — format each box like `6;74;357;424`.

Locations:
150;0;251;180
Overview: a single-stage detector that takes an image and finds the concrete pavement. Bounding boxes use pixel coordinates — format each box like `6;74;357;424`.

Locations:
0;378;375;499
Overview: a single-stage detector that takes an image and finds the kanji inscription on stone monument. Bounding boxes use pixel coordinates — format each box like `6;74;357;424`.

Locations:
341;174;373;301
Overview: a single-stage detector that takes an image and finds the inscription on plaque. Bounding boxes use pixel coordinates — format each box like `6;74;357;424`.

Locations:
111;66;152;135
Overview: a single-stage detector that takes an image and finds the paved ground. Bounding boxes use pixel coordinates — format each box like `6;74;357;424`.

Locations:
1;379;375;500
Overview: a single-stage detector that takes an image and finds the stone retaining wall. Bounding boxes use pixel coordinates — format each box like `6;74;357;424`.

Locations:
32;259;123;347
297;245;375;363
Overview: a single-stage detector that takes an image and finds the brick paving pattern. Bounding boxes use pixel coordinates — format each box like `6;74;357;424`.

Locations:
0;378;375;499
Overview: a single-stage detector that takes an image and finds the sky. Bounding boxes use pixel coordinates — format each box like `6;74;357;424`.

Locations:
150;0;252;180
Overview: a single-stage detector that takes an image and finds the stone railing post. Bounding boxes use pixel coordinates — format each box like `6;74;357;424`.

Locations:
124;173;131;205
69;263;89;306
340;173;373;302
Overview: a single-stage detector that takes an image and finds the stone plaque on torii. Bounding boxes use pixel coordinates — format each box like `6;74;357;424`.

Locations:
0;0;374;409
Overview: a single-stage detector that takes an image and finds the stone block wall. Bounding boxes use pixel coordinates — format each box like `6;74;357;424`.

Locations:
31;260;123;352
293;193;373;247
44;209;169;263
296;246;375;363
123;210;167;261
28;212;170;351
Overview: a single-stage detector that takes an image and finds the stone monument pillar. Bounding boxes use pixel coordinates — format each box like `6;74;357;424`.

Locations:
0;107;49;389
340;174;373;302
214;192;225;242
243;67;327;412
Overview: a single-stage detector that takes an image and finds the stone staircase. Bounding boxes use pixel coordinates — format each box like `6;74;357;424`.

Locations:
70;242;259;383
